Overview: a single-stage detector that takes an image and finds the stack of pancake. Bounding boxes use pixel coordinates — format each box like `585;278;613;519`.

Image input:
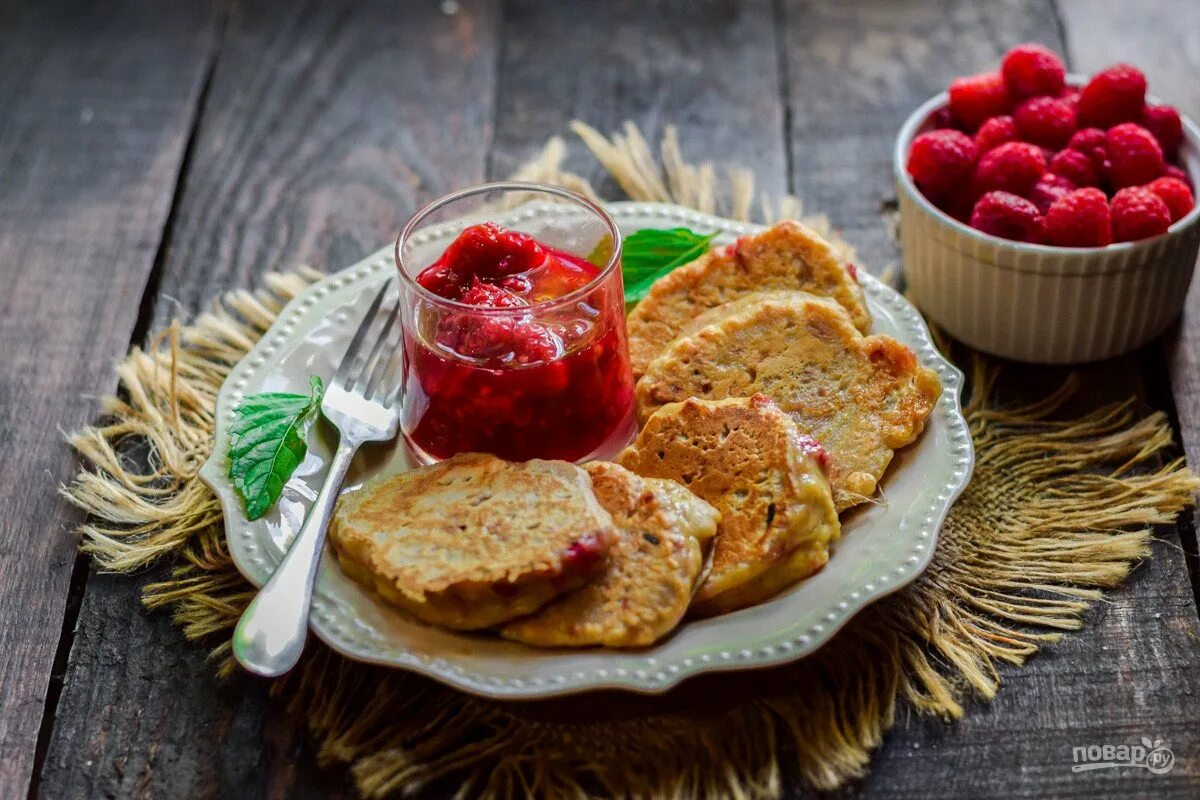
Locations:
330;221;940;647
331;453;720;646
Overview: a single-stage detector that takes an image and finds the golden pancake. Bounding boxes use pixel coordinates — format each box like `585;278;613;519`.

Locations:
627;220;869;378
501;461;719;647
329;453;618;630
635;292;940;511
618;395;840;615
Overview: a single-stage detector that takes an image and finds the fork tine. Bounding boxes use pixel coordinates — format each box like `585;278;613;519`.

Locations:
353;296;401;394
334;279;392;386
377;334;407;406
364;321;405;402
383;385;402;409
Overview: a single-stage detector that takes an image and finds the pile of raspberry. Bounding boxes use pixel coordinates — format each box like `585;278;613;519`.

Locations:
907;44;1194;247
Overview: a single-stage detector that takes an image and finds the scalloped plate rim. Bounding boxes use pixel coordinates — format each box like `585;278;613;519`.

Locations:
199;201;973;699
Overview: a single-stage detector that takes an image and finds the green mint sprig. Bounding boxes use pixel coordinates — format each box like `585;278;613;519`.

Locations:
619;227;717;303
228;375;323;520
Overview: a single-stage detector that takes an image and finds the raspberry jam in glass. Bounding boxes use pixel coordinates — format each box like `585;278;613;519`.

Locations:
395;183;635;463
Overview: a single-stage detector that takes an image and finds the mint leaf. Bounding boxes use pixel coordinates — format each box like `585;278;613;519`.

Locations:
228;375;323;520
621;227;717;303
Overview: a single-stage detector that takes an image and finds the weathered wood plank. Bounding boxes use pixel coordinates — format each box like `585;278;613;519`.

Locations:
41;569;358;800
45;1;791;796
780;1;1200;797
37;0;500;797
147;0;501;327
1057;0;1200;609
821;365;1200;800
0;1;220;797
492;0;790;198
1057;0;1200;116
37;1;1200;799
783;0;1065;273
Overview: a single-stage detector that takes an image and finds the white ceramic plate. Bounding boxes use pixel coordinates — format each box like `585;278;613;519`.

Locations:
200;202;973;699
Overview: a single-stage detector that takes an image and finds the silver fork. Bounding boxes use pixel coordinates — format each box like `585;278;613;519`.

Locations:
234;279;403;677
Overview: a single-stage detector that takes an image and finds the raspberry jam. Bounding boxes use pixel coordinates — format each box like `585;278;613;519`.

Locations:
402;222;635;462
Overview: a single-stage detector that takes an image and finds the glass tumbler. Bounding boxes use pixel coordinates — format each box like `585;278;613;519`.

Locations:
394;182;635;464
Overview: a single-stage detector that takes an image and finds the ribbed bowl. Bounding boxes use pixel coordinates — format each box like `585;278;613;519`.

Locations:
895;85;1200;364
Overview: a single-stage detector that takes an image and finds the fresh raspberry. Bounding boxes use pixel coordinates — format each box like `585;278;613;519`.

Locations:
1164;165;1194;190
929;107;958;130
972;141;1047;197
1048;148;1099;188
1145;176;1195;223
949;72;1012;131
907;129;978;199
1110;186;1172;242
1001;44;1067;99
1014;96;1077;149
974;115;1017;153
933;190;977;223
1029;173;1076;214
1140;104;1184;160
1042;188;1112;247
1067;128;1108;167
1105;123;1165;188
1077;64;1147;129
969;191;1043;242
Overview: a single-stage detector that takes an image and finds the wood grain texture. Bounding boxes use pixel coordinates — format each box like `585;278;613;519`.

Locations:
1057;0;1200;116
39;569;356;800
780;2;1200;798
38;1;499;797
815;362;1200;800
147;0;500;327
492;0;789;199
33;1;1200;798
781;0;1063;272
0;1;219;797
1058;0;1200;610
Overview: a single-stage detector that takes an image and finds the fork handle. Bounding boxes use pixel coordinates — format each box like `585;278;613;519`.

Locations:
233;437;358;677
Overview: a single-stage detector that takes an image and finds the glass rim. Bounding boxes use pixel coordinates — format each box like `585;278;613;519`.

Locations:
394;181;624;315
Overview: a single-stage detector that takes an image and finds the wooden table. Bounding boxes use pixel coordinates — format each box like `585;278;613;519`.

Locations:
3;1;1199;797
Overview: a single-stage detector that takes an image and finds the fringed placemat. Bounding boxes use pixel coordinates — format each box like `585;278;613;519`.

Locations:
64;123;1200;799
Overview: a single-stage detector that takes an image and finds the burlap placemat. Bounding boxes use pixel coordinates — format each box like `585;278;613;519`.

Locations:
64;123;1200;799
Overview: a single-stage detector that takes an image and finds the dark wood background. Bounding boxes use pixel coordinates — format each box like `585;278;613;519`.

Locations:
2;0;1199;797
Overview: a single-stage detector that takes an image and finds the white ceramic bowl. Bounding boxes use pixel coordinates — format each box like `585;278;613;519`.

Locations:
895;83;1200;364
